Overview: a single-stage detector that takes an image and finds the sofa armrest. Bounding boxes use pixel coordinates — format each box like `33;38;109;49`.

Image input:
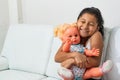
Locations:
0;56;9;71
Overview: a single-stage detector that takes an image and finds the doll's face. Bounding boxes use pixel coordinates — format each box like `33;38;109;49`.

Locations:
62;27;80;44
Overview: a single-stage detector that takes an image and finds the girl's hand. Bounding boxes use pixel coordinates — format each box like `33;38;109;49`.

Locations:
61;58;75;69
73;52;87;68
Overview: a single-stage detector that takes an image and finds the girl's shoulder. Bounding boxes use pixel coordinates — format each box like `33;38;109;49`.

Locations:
85;31;103;49
92;31;102;36
89;31;103;49
91;31;103;40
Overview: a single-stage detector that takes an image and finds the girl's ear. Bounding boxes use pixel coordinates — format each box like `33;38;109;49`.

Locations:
97;26;100;30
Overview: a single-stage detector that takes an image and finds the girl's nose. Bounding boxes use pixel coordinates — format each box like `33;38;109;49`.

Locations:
82;23;89;29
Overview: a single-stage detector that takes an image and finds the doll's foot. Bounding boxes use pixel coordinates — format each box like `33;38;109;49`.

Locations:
57;67;74;80
101;60;113;73
83;60;113;79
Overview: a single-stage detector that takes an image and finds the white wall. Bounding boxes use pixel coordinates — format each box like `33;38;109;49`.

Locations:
19;0;120;28
0;0;9;53
8;0;19;24
0;0;120;53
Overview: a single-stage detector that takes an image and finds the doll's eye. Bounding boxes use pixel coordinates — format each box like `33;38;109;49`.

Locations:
75;34;78;37
68;35;72;37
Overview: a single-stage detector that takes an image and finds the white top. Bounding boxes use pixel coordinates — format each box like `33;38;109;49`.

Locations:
85;39;91;50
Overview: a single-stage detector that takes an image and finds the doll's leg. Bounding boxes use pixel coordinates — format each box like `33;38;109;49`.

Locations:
83;67;103;79
58;58;75;80
58;67;74;80
101;60;113;73
83;60;113;79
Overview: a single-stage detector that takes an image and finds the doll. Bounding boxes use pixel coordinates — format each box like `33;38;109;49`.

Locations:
54;23;113;80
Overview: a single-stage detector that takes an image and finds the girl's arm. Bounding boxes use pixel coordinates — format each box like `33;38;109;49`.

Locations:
55;43;77;62
85;31;103;68
55;31;103;69
55;43;87;68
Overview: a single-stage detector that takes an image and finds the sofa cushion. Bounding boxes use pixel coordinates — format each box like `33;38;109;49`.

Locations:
0;56;9;70
103;27;120;80
0;70;46;80
45;37;61;79
41;77;60;80
1;24;54;74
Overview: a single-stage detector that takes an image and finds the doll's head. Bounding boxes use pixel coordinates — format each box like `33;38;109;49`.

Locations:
54;23;80;44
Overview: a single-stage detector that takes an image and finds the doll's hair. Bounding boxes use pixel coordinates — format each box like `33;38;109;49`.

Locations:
54;23;78;39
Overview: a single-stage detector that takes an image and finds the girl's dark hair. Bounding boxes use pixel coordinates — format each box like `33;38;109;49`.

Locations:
77;7;104;37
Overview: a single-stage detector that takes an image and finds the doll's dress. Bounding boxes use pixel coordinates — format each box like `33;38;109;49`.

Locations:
70;44;86;80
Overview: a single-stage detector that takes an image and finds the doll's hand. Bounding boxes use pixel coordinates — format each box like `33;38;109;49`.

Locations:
62;39;72;52
65;39;72;45
91;48;100;56
85;48;99;56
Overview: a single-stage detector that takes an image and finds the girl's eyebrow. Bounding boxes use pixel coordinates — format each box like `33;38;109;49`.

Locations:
79;18;85;20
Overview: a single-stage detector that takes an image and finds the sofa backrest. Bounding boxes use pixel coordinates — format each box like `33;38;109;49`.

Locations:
45;37;61;79
100;27;111;65
1;24;116;80
1;24;54;74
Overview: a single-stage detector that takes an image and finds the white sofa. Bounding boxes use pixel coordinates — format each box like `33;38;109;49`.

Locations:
0;24;119;80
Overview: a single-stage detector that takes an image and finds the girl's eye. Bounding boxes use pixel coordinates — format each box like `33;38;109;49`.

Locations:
89;23;95;26
81;20;85;23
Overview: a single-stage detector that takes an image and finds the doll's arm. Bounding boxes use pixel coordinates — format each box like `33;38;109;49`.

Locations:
84;48;99;56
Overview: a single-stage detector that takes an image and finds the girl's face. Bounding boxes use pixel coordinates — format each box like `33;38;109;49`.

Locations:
77;13;99;38
62;27;80;44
